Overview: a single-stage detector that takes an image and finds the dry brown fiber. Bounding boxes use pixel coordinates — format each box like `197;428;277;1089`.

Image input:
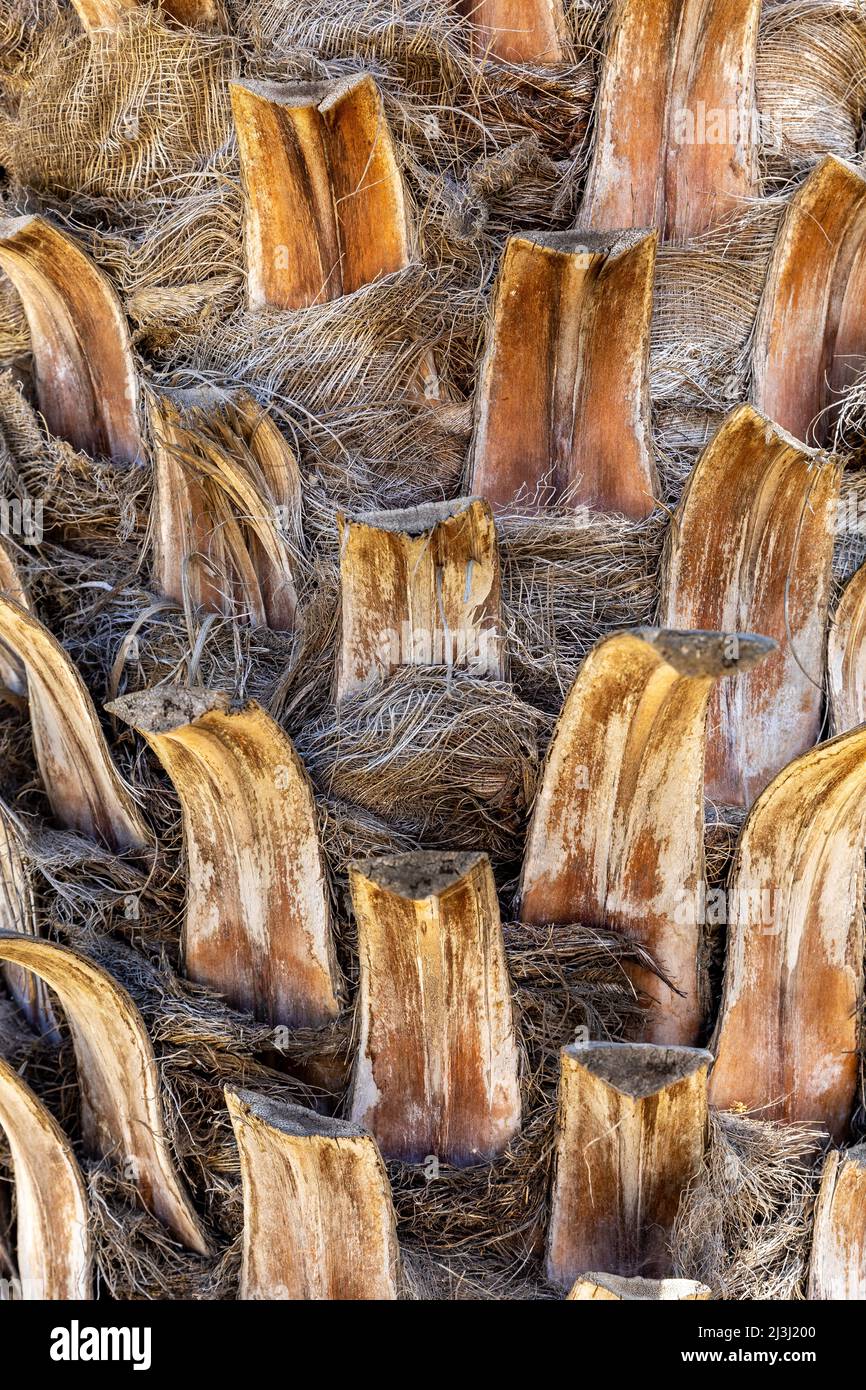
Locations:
0;0;863;1300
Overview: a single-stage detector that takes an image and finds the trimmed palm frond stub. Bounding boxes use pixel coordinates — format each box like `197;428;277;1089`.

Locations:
519;628;774;1044
661;403;840;808
226;1088;399;1300
469;229;657;518
580;0;760;240
546;1041;711;1288
709;726;866;1141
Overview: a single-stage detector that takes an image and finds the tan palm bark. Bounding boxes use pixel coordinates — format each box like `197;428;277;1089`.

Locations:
519;628;774;1044
106;687;340;1028
661;404;840;808
469;229;657;518
148;387;299;631
0;538;29;696
336;497;504;701
581;0;760;240
0;801;58;1038
752;156;866;443
0;596;148;851
230;74;410;310
226;1088;399;1300
709;726;866;1141
0;931;208;1253
457;0;569;63
828;561;866;735
349;851;521;1163
808;1145;866;1300
0;216;139;462
69;0;219;28
0;1056;91;1300
567;1274;711;1300
547;1041;711;1287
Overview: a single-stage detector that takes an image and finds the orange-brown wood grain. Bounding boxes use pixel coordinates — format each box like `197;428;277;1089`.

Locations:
0;596;148;851
457;0;569;63
828;561;866;735
547;1042;711;1286
469;230;657;518
349;851;521;1163
0;932;208;1254
752;156;866;443
0;1056;91;1300
709;727;866;1141
808;1146;866;1300
520;629;773;1044
581;0;760;240
661;404;840;808
107;687;340;1030
336;498;504;701
227;1090;399;1300
231;75;410;310
0;217;140;462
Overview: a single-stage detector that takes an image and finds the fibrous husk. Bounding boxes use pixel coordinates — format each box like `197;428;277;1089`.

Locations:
3;9;237;202
672;1109;824;1301
756;0;866;185
156;275;475;508
233;0;597;163
295;667;550;865
498;506;664;709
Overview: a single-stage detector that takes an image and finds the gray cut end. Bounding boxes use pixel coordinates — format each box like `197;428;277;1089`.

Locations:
628;628;777;677
317;71;375;112
226;1087;368;1141
232;71;370;113
564;1041;713;1098
152;384;239;416
352;849;489;900
106;685;233;734
512;227;656;258
345;496;484;536
230;77;330;108
574;1273;711;1300
0;214;41;242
